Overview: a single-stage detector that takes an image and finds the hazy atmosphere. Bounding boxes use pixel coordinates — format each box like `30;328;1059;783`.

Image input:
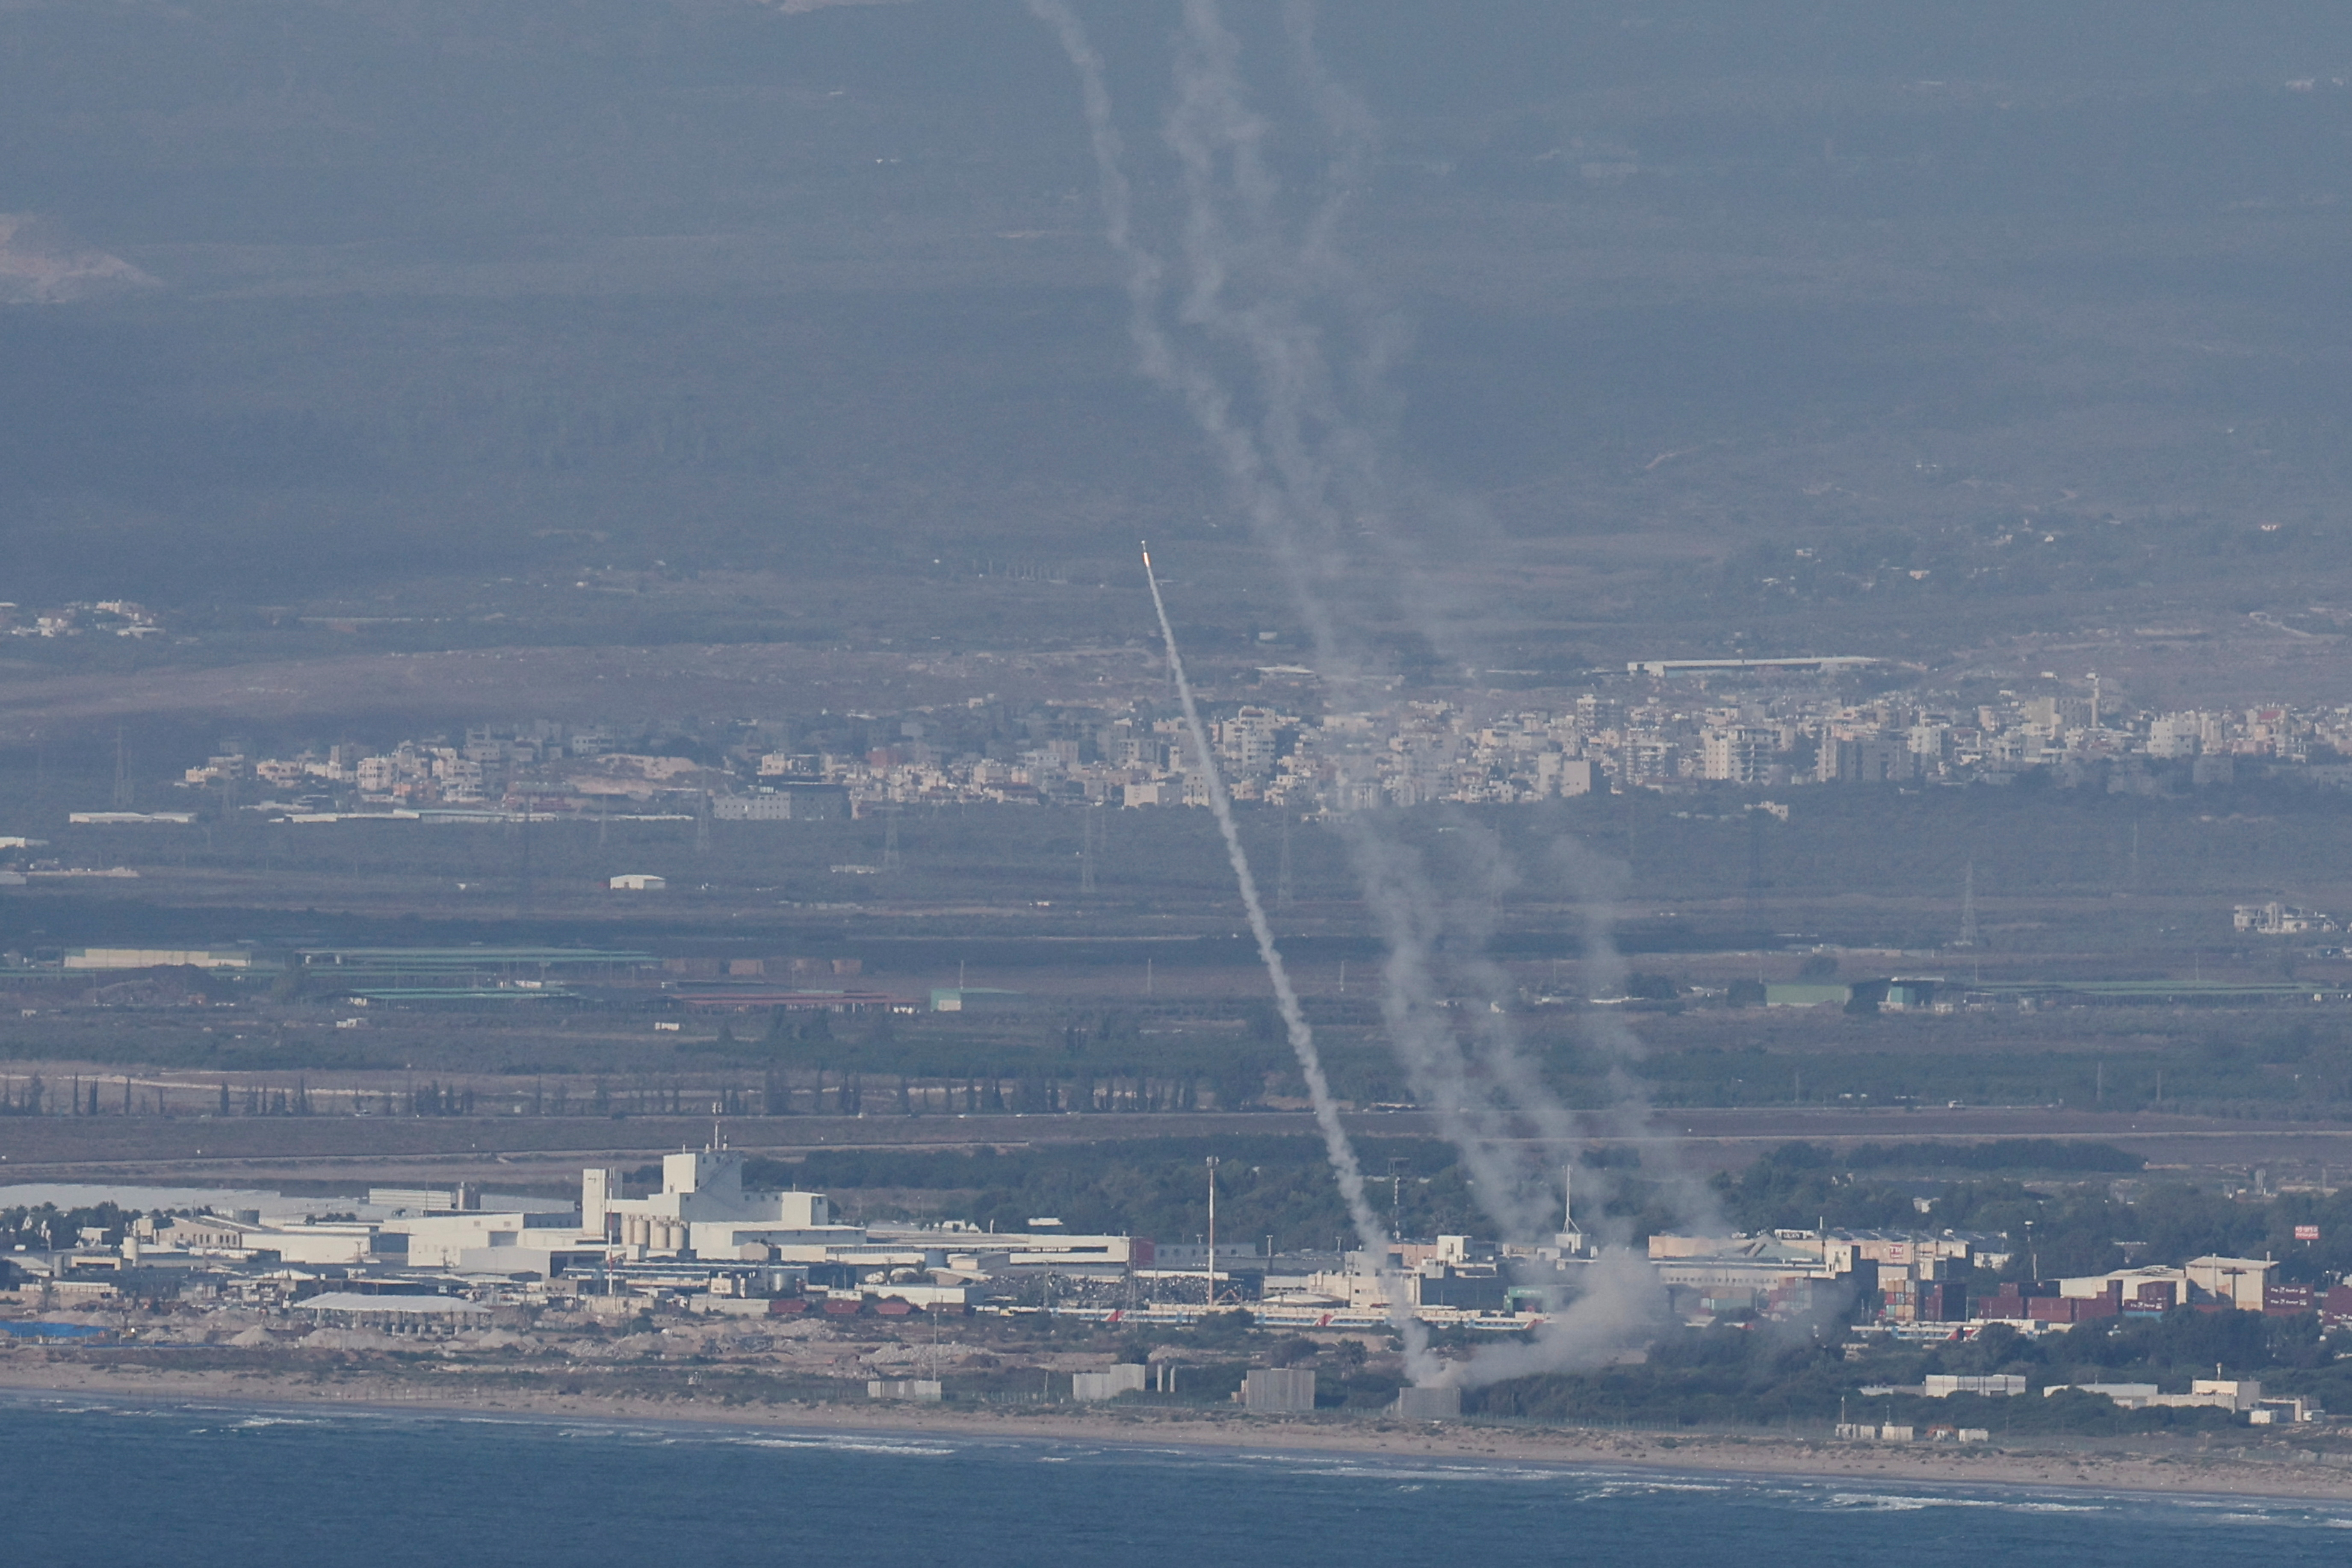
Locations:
11;3;2352;1552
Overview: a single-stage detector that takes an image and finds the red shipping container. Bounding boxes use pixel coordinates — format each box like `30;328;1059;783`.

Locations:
1917;1281;1968;1323
2323;1284;2352;1328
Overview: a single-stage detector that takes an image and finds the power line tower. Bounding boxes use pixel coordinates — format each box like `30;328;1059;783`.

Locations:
112;728;132;809
693;792;711;855
1079;807;1098;895
882;803;902;873
1957;861;1979;950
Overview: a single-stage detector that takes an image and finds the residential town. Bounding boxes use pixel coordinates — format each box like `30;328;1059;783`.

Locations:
164;670;2352;824
0;599;160;639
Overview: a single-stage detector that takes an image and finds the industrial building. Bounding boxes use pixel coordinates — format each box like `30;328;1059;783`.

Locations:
63;947;252;971
296;1292;493;1334
1073;1364;1148;1401
1242;1367;1316;1413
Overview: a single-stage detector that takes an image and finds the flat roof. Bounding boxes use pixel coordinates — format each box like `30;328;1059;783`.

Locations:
341;989;576;1002
301;948;655;965
298;1292;490;1315
678;989;904;1009
1627;656;1878;676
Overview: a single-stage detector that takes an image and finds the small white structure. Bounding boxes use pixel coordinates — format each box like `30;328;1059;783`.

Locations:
2184;1256;2278;1311
1390;1385;1461;1420
2045;1382;2159;1406
1924;1374;2027;1399
296;1292;492;1333
868;1379;942;1402
609;873;666;891
149;1214;382;1265
1072;1364;1148;1401
397;1207;588;1271
64;947;249;970
1242;1367;1317;1413
2046;1379;2263;1412
2234;902;2334;935
2251;1396;2322;1425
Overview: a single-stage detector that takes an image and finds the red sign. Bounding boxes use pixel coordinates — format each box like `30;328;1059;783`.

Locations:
2295;1225;2321;1241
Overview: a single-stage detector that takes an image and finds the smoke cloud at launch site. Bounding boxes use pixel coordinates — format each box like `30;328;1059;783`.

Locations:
1028;0;1727;1384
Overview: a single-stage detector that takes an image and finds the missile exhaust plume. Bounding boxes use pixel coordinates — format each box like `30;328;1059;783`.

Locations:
1141;543;1431;1375
1030;0;1708;1387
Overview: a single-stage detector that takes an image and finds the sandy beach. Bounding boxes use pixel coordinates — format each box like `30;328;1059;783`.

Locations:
4;1356;2349;1503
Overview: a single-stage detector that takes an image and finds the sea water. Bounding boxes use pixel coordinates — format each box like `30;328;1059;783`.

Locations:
2;1394;2347;1567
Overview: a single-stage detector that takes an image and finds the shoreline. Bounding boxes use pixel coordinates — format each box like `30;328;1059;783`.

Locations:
4;1361;2350;1503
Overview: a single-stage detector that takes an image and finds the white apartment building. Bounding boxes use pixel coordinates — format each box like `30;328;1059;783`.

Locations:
1700;727;1774;783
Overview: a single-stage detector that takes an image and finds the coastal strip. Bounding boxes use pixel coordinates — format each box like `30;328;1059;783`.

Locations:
3;1362;2348;1504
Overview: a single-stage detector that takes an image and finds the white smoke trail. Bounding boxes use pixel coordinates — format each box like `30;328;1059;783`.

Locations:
1141;543;1431;1375
1022;0;1348;664
1160;3;1712;1383
1028;0;1702;1387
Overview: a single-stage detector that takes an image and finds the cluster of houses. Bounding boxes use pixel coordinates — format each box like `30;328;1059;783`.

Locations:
133;663;2352;828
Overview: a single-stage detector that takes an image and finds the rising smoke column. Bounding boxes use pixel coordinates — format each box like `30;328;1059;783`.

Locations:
1164;0;1696;1359
1028;0;1698;1382
1141;544;1431;1375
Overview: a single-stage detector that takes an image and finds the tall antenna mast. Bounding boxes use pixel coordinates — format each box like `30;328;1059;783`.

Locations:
1957;861;1978;950
1142;542;1424;1368
1205;1155;1220;1308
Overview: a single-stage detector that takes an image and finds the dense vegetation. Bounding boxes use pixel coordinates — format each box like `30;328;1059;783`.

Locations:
1470;1314;2352;1434
736;1137;1482;1251
1711;1141;2352;1283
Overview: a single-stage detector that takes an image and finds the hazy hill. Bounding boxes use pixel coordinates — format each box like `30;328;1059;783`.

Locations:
2;0;2350;671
